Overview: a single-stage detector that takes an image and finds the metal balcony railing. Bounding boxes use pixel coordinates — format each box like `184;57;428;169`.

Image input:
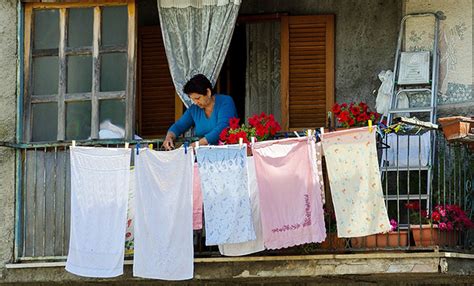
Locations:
4;130;473;262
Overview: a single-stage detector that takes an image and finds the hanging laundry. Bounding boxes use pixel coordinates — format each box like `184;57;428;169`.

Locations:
322;127;391;238
193;163;203;230
125;168;135;256
66;147;131;278
133;148;194;280
218;157;265;256
382;132;430;168
252;138;326;250
310;141;326;204
196;145;255;246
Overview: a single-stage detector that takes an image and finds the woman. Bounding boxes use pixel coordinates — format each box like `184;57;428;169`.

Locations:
163;74;237;150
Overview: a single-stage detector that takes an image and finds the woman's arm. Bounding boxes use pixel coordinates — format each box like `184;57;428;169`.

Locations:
163;108;194;150
204;97;237;144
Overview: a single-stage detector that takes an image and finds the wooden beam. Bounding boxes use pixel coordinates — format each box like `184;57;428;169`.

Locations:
56;8;66;141
125;1;136;140
23;5;33;142
280;15;289;131
90;6;101;139
325;15;335;128
174;93;183;121
24;1;130;9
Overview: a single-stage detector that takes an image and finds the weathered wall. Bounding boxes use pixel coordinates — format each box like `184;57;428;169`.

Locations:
404;0;473;117
0;0;17;280
240;0;403;109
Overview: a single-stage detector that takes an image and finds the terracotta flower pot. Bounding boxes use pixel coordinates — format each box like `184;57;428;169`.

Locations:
351;231;409;248
438;116;474;141
410;224;458;247
320;233;346;249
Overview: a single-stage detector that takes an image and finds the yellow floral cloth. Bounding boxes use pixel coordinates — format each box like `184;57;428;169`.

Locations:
322;127;390;238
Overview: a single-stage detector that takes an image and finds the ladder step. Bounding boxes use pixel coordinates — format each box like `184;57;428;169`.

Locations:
396;88;432;95
389;107;433;113
385;195;429;200
381;166;430;171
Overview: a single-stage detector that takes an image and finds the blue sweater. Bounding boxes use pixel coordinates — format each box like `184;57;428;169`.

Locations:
168;94;237;145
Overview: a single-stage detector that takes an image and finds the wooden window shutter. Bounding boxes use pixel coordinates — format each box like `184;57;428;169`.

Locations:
137;26;177;138
280;15;335;130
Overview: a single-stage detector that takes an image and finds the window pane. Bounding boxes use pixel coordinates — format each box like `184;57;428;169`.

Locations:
67;56;92;93
68;8;93;48
32;103;58;142
100;53;127;92
33;56;59;95
66;101;91;140
33;9;59;50
101;6;127;46
99;100;125;139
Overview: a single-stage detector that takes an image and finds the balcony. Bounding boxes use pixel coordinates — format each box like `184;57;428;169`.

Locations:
3;130;473;284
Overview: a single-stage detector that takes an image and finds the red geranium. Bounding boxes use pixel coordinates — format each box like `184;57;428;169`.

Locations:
331;101;380;128
219;112;281;145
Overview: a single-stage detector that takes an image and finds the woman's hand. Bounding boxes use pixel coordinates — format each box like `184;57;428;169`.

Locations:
163;132;176;150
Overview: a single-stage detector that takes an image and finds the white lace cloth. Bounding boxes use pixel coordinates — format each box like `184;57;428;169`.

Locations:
133;148;194;280
196;145;256;245
218;157;265;256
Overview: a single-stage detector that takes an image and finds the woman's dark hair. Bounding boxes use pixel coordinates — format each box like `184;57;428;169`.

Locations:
183;74;215;96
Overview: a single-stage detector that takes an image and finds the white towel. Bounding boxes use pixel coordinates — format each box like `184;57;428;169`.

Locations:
66;147;131;278
133;148;194;280
382;132;431;168
218;157;265;256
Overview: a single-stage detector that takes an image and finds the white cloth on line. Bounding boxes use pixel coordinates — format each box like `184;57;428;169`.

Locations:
382;132;431;168
66;147;131;278
133;148;194;280
218;157;265;256
196;145;256;245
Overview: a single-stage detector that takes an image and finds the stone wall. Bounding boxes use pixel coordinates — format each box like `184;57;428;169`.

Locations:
404;0;473;117
0;0;17;279
240;0;403;109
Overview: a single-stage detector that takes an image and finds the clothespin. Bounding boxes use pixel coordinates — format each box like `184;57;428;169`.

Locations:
124;142;129;149
250;136;255;147
239;137;243;149
71;140;76;147
293;131;300;138
285;132;289;138
148;144;153;150
368;120;373;133
195;141;199;149
136;142;140;155
184;141;189;154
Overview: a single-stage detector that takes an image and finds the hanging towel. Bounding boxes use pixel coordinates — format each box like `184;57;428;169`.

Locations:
66;147;131;278
193;163;203;230
196;145;255;245
125;168;135;256
252;138;326;249
218;157;265;256
382;132;430;168
133;148;194;280
322;127;391;238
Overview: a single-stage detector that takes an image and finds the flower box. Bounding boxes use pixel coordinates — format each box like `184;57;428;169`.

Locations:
438;116;474;141
320;233;346;250
351;231;408;248
410;224;458;247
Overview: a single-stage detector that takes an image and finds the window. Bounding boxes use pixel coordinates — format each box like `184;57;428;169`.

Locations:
23;1;136;142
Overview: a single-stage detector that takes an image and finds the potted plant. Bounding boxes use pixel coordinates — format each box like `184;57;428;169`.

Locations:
219;112;281;155
407;201;474;247
351;219;408;249
331;102;380;129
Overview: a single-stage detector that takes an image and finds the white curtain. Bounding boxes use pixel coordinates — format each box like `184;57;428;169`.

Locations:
245;21;281;122
157;0;241;107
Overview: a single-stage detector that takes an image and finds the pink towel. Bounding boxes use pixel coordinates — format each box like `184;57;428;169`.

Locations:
252;137;326;249
193;163;203;230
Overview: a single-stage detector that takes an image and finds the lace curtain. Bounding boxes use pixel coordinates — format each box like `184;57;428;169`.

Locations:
157;0;241;107
245;21;281;122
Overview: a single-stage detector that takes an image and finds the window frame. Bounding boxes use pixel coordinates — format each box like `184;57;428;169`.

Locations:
23;0;136;142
